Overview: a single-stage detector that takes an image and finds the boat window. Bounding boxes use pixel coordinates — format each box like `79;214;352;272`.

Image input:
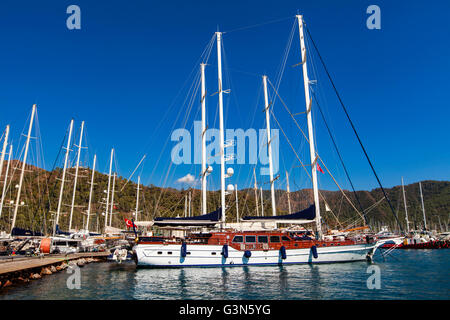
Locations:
55;241;67;246
211;252;217;255
167;251;172;254
270;236;280;243
245;236;256;243
282;236;290;242
232;235;243;243
157;251;162;254
257;236;268;243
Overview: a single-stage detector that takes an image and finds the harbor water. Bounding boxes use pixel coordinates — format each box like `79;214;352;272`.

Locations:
1;250;449;300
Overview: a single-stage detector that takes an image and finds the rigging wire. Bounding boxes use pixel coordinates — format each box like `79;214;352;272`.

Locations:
304;24;403;232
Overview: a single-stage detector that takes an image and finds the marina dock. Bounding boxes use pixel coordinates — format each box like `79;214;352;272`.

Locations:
0;252;110;277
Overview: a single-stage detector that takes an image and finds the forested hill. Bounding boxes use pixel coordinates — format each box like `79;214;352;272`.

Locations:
0;161;448;234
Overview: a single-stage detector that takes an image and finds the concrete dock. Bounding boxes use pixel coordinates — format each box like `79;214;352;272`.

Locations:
0;251;110;276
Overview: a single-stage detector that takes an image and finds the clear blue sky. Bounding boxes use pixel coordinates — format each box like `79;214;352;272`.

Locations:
0;0;449;193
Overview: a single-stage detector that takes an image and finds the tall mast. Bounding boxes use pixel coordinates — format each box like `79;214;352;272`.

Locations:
135;175;140;221
286;171;292;214
263;75;276;216
0;143;12;218
260;187;264;216
201;63;208;215
216;31;226;225
253;167;259;216
419;181;427;230
54;119;74;235
11;104;36;233
188;190;192;217
184;194;187;217
104;148;114;230
401;177;410;232
297;15;322;239
109;172;116;227
85;154;96;231
69;120;85;231
0;125;10;184
235;184;239;223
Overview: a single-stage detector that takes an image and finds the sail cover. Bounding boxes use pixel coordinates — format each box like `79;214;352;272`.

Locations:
154;208;222;227
11;227;44;237
241;204;316;222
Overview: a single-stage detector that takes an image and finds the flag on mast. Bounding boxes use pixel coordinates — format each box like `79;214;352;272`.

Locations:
317;163;324;174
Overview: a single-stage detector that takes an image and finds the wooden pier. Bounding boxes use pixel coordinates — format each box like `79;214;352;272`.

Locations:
0;251;110;276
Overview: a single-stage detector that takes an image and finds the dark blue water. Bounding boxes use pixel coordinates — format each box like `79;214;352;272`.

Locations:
1;250;449;299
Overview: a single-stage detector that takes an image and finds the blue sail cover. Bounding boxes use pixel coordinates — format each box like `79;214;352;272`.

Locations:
55;224;71;236
11;227;44;237
242;204;316;221
154;208;222;227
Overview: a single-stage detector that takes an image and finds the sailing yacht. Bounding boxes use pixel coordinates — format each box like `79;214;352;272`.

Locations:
382;180;449;249
133;15;397;267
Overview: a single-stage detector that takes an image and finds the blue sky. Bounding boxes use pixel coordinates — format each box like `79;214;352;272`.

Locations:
0;0;449;193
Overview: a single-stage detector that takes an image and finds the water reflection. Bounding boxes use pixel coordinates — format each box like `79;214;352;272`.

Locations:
1;251;449;300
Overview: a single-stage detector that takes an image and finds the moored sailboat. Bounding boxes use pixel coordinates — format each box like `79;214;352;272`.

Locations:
133;15;400;267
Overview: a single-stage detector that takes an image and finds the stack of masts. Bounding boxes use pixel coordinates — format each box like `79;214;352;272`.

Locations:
0;143;12;219
69;121;85;231
104;148;114;231
401;177;410;232
0;125;11;219
109;172;116;227
85;154;97;232
135;175;140;221
53;120;74;235
11;105;36;233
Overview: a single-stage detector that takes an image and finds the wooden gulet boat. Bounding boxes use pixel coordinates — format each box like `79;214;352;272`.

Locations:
133;15;396;268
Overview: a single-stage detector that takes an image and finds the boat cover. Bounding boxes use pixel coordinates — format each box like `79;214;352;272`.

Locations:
154;208;222;227
11;227;44;237
242;204;316;221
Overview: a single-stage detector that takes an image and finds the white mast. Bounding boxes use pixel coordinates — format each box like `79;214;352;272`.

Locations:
85;154;96;231
297;15;322;239
0;125;10;184
419;181;427;230
184;194;187;217
263;75;276;216
253;167;259;216
54;119;74;235
104;148;114;230
11;104;36;233
69;121;85;231
216;31;226;225
401;177;410;232
201;63;208;215
188;190;192;217
260;187;264;216
135;175;140;221
235;184;239;223
109;172;116;227
286;171;292;214
0;143;12;218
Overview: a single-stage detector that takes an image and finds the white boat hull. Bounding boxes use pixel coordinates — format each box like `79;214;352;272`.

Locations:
133;243;379;267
